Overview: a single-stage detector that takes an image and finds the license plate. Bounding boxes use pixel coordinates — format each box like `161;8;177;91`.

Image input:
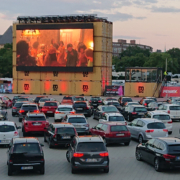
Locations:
62;136;71;139
21;166;33;170
75;125;81;128
0;140;10;143
138;113;144;115
116;134;124;136
77;108;83;110
33;123;41;126
86;158;98;162
47;111;53;113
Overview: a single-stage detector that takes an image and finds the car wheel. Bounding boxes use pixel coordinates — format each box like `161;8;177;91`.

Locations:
168;131;172;135
104;168;109;173
93;114;96;120
8;165;13;176
44;134;47;142
40;166;45;175
136;149;142;161
138;135;143;144
71;167;76;174
66;151;70;163
154;158;162;172
124;142;130;146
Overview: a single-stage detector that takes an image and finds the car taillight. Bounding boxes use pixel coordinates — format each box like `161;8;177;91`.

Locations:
163;154;176;161
145;130;154;133
168;110;170;114
73;153;84;157
89;100;92;103
144;103;147;106
19;110;25;113
163;129;168;132
55;111;61;114
132;112;137;115
100;152;109;157
38;103;40;106
34;110;39;113
12;107;16;109
126;131;131;136
84;107;89;110
70;111;75;114
14;131;18;136
41;158;44;162
168;120;172;124
9;160;13;163
98;100;102;103
53;134;57;139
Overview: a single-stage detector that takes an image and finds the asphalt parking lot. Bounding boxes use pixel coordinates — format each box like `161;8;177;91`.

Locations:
1;94;180;180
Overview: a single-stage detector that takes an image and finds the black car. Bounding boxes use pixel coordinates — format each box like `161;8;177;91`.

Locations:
19;104;39;122
66;135;109;174
136;137;180;171
89;97;103;108
73;101;91;117
124;105;147;121
44;123;77;148
107;101;121;111
12;95;23;106
7;137;45;176
34;96;47;104
12;101;29;116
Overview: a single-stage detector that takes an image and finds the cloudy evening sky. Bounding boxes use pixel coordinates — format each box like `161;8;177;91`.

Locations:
0;0;179;51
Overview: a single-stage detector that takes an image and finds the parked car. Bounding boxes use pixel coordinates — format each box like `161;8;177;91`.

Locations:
90;122;131;146
93;105;119;120
0;96;12;108
41;101;58;116
105;101;121;111
38;98;56;108
127;118;168;143
34;96;47;104
89;96;103;108
135;137;180;171
63;114;89;134
72;96;87;103
54;105;75;122
12;101;29;116
145;111;172;134
19;103;39;122
139;99;155;108
44;122;77;148
7;137;45;176
0;121;20;145
22;112;49;136
61;96;73;105
118;97;132;106
66;135;109;174
12;95;23;106
146;97;157;102
16;97;29;102
99;113;127;125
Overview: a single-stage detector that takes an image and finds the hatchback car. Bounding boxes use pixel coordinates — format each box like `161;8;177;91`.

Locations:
89;96;103;108
66;135;109;174
136;137;180;171
127;118;168;143
44;123;77;148
118;97;132;106
7;137;45;176
54;105;75;122
12;101;29;116
41;101;58;116
22;112;49;136
38;98;55;108
73;101;91;117
90;122;131;146
0;121;20;145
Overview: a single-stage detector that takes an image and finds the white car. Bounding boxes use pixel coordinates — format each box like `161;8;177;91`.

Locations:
0;121;20;145
54;105;75;122
103;100;119;105
99;113;127;125
145;111;172;134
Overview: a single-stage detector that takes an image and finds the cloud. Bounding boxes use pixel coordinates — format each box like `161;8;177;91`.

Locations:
151;6;180;13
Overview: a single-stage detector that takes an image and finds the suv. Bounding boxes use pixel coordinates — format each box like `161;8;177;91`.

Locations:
7;137;45;176
66;135;109;174
12;101;29;116
41;101;58;116
44;123;77;148
64;114;89;134
22;112;49;136
73;101;91;117
136;137;180;171
19;104;39;122
89;97;103;108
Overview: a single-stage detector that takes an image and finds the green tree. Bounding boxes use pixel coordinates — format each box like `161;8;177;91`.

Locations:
167;48;180;70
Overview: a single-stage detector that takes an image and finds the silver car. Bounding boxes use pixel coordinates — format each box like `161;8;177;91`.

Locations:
127;118;168;143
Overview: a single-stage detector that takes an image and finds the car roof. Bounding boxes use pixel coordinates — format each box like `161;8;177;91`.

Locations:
149;111;169;115
76;135;103;143
137;118;162;123
91;96;101;98
67;114;85;117
22;103;37;106
100;105;116;107
15;101;29;103
13;137;39;144
101;122;125;126
105;113;123;117
27;112;45;116
157;137;180;145
165;104;180;107
0;121;15;125
58;105;73;108
52;122;74;128
107;100;119;103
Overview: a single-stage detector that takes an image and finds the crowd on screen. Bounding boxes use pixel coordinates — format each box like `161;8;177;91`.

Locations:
16;39;93;67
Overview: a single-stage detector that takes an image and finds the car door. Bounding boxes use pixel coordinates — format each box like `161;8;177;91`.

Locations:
48;124;54;143
134;120;144;139
69;138;76;162
99;124;108;138
127;119;138;138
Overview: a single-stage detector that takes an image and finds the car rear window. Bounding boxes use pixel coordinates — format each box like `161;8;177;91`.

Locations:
34;97;43;102
147;122;166;129
68;117;86;123
107;98;117;101
77;142;106;152
170;106;180;110
58;107;72;111
102;106;118;112
0;125;15;132
91;97;101;101
57;127;75;135
144;100;155;103
107;102;120;106
13;143;40;154
74;97;85;101
134;107;147;112
110;125;128;132
14;103;24;108
63;97;72;100
74;102;87;107
153;115;170;120
122;98;132;102
168;145;180;152
109;116;125;121
26;116;46;121
17;98;28;101
22;105;37;110
39;98;50;102
44;102;57;106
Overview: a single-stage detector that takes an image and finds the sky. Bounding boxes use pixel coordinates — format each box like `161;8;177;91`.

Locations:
0;0;179;51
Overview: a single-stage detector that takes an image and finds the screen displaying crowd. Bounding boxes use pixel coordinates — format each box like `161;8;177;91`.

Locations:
16;29;93;67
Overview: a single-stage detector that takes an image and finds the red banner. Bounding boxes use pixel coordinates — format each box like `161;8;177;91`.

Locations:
160;87;180;97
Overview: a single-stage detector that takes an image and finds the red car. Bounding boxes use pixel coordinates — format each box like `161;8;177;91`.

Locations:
90;122;131;146
0;96;12;108
22;112;49;136
41;101;58;115
61;96;73;105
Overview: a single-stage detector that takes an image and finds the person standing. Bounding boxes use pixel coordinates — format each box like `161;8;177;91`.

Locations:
66;44;78;67
78;44;87;67
57;41;66;66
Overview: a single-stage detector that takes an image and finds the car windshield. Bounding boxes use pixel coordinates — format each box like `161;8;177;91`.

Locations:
170;106;180;110
68;117;86;123
26;116;46;121
109;116;125;121
147;122;166;129
111;125;128;132
44;102;57;106
13;143;40;154
58;107;72;111
91;97;101;101
102;106;118;112
0;125;15;132
77;142;106;152
168;145;180;152
17;98;28;101
134;107;147;112
153;115;170;120
74;97;85;101
39;98;50;102
122;98;132;102
57;127;75;135
14;103;24;108
22;105;37;110
63;97;72;100
107;102;120;106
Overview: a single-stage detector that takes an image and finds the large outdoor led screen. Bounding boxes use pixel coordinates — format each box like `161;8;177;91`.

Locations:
16;24;93;72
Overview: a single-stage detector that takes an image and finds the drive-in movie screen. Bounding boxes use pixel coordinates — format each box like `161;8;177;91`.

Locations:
16;24;94;72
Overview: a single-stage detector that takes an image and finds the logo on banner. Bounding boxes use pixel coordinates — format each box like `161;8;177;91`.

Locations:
83;85;88;92
53;71;58;77
24;71;29;76
83;72;88;77
53;85;58;91
138;86;144;93
163;90;177;94
24;84;29;90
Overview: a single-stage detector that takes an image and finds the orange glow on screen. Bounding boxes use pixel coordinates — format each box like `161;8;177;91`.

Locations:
45;81;51;91
61;82;67;93
21;30;40;37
